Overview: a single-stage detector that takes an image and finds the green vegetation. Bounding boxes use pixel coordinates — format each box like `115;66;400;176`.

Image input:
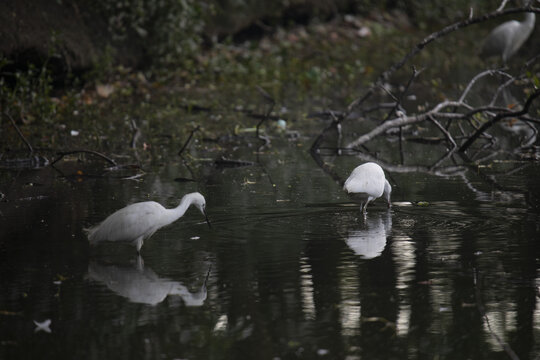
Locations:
92;0;204;66
0;0;509;156
0;58;57;124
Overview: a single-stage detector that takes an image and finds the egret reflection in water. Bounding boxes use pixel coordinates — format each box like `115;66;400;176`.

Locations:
88;260;210;306
345;210;392;259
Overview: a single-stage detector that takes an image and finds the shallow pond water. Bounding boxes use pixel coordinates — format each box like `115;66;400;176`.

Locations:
2;14;540;360
1;136;539;360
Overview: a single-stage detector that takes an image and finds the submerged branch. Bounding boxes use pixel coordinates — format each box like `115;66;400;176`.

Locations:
130;119;141;149
51;150;117;166
255;85;275;145
178;125;201;156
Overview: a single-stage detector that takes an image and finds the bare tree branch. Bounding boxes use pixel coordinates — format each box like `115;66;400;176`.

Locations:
344;6;540;117
4;112;33;154
459;88;540;152
346;101;465;149
459;69;511;104
429;115;457;149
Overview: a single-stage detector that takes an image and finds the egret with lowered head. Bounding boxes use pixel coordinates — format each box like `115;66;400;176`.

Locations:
344;162;391;214
88;192;211;253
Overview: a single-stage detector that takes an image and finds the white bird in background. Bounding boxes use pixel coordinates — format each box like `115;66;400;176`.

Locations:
88;192;211;253
344;162;392;214
480;12;536;64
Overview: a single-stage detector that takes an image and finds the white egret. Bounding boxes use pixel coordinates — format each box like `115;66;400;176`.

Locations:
88;192;210;253
480;12;536;64
343;162;391;214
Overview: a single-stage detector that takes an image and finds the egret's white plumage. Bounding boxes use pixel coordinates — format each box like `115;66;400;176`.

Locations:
481;12;535;63
344;162;391;214
88;192;210;253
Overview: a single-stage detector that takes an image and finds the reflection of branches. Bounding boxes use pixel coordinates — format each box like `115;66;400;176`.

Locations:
474;269;520;360
50;162;143;182
255;86;275;146
51;149;117;166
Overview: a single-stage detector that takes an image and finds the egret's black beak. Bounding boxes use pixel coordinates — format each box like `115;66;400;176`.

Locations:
204;264;212;286
204;210;212;228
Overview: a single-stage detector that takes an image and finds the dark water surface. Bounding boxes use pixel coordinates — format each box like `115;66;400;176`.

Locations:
2;17;540;359
1;138;539;360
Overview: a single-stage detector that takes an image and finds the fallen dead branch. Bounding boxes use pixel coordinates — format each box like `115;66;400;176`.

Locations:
312;4;540;158
341;65;539;153
4;112;34;154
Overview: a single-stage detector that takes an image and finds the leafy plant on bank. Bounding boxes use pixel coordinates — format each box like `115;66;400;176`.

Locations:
0;57;57;125
94;0;205;67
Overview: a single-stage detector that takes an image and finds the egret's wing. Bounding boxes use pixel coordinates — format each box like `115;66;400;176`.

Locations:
481;20;519;58
343;164;385;197
88;202;164;243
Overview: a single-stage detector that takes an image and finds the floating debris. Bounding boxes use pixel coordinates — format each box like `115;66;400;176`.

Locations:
174;177;196;182
215;156;255;168
33;319;52;333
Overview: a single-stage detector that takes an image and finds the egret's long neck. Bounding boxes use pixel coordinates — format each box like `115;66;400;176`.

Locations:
383;179;392;204
169;283;207;306
164;197;192;225
524;13;536;29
